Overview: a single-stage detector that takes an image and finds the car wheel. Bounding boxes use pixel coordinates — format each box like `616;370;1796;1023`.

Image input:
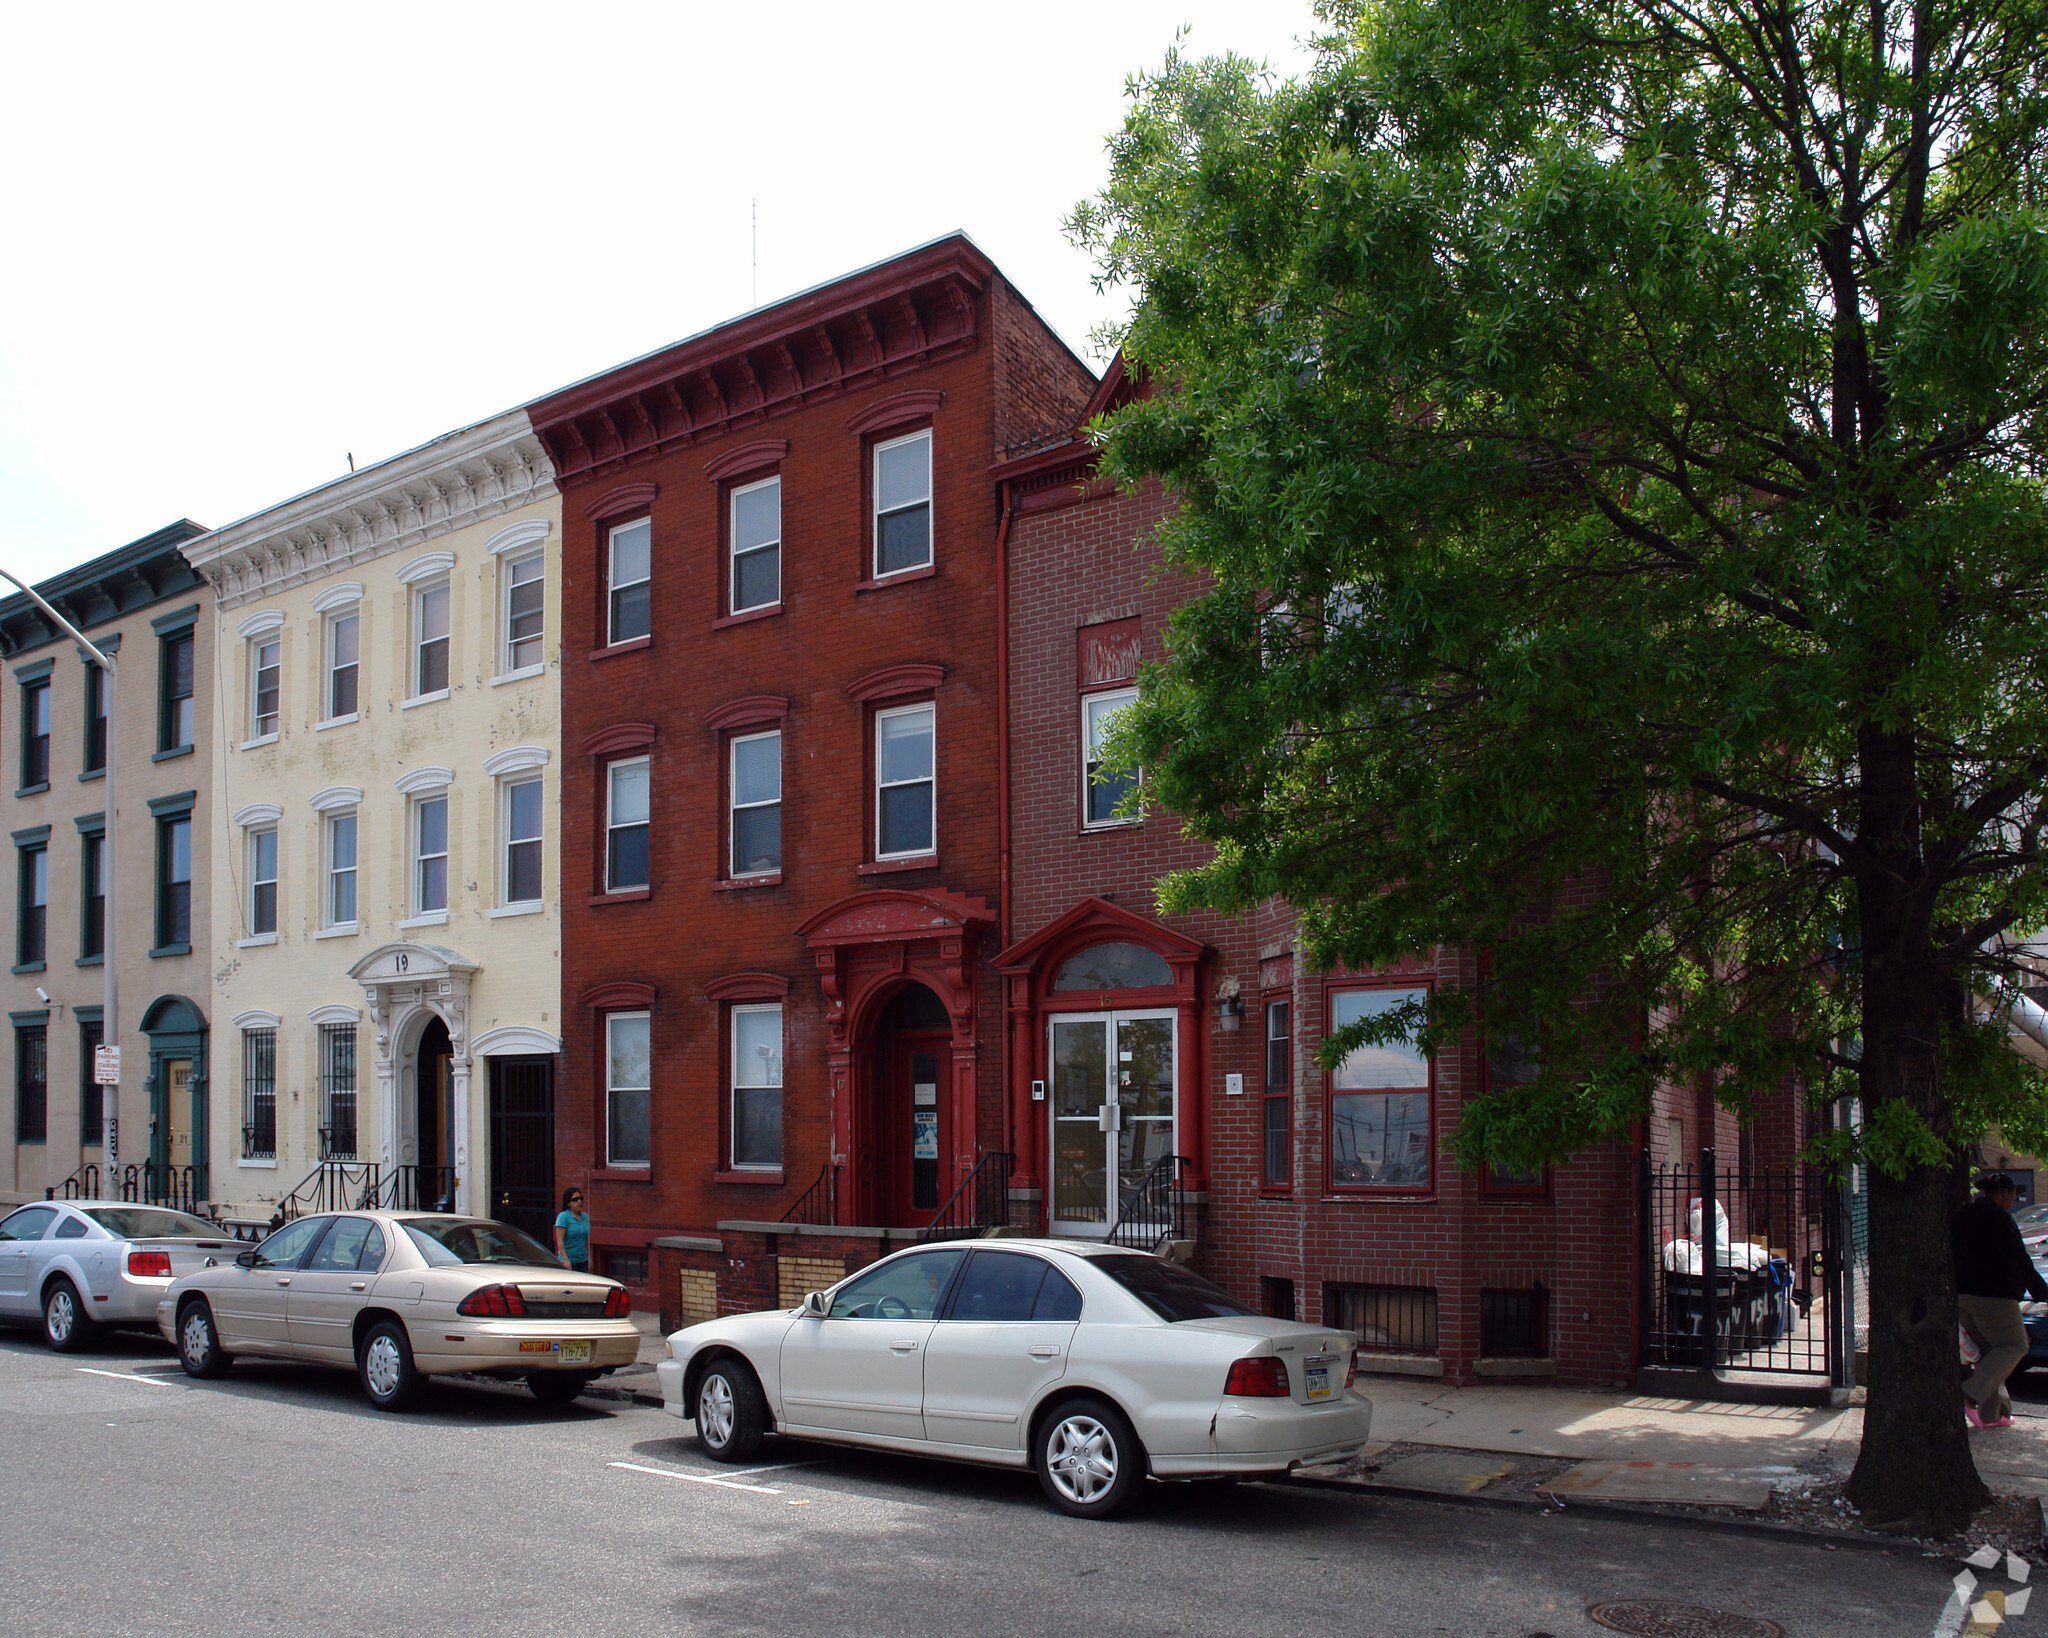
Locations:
695;1357;767;1463
527;1371;593;1406
43;1278;95;1353
178;1299;232;1378
357;1320;424;1412
1034;1397;1145;1519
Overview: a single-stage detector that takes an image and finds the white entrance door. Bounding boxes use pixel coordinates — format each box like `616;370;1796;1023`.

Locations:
1048;1011;1176;1236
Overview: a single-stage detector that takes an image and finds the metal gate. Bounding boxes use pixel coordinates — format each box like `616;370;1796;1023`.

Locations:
1640;1148;1849;1385
488;1055;555;1243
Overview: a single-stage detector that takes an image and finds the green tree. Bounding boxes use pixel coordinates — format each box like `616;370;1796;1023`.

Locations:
1074;0;2048;1532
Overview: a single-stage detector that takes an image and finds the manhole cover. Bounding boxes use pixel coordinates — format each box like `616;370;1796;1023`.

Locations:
1587;1601;1785;1638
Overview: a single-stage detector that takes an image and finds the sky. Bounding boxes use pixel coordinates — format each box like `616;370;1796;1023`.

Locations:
0;2;1320;587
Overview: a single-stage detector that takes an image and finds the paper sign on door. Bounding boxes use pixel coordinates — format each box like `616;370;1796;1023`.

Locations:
912;1111;939;1160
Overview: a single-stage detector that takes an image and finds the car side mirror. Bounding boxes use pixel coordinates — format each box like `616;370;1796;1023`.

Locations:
802;1290;831;1318
235;1250;259;1270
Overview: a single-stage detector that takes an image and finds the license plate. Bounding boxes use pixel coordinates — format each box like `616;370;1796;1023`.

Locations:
1306;1358;1334;1400
559;1340;594;1365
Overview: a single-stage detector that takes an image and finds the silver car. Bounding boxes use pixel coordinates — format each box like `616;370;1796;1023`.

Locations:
0;1199;238;1351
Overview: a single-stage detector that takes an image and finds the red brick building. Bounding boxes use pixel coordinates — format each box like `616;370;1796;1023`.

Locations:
528;237;1093;1307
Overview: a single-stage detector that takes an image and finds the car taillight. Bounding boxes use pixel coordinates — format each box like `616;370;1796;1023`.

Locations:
456;1284;528;1318
1345;1350;1360;1390
1224;1356;1290;1397
603;1287;631;1318
127;1250;172;1278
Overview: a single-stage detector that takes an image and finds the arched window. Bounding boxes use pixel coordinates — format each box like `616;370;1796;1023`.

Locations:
1052;942;1173;992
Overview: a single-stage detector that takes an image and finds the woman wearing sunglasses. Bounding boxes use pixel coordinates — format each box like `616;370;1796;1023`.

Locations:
554;1187;590;1273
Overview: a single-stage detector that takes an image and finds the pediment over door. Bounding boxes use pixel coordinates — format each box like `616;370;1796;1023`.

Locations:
349;942;480;985
795;888;993;949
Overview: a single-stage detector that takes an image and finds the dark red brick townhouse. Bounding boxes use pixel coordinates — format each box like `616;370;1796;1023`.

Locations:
527;235;1094;1314
991;360;1820;1390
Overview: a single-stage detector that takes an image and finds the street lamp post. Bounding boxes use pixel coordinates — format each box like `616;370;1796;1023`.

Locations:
0;570;118;1185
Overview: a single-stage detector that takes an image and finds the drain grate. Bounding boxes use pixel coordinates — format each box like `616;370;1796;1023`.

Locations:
1586;1601;1786;1638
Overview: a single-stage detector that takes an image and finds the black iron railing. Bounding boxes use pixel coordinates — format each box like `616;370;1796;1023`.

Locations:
272;1161;460;1225
1105;1153;1193;1251
49;1163;103;1201
384;1164;456;1212
920;1151;1016;1242
780;1162;838;1226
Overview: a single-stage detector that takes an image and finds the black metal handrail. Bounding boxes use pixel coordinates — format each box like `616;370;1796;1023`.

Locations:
382;1164;456;1213
271;1161;460;1225
780;1162;838;1226
920;1151;1015;1243
48;1162;103;1201
1104;1153;1193;1251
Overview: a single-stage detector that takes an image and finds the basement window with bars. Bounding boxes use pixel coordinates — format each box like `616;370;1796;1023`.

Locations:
1326;1283;1438;1356
1479;1287;1549;1357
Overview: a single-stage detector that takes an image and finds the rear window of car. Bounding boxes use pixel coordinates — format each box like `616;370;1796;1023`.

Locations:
83;1208;219;1239
1092;1254;1258;1322
402;1218;559;1268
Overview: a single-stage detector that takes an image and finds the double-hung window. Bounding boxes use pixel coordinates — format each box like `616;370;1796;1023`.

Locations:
875;703;935;859
1262;998;1291;1188
730;732;781;876
156;816;192;951
730;1003;782;1169
606;758;650;890
606;1012;651;1167
327;608;360;721
502;778;543;906
326;811;359;927
160;628;195;751
413;581;450;698
15;1024;46;1144
79;1020;103;1147
730;477;781;614
608;519;652;645
242;1027;276;1159
249;828;278;937
1082;687;1140;827
503;553;544;672
250;637;281;738
17;843;46;966
1327;985;1433;1191
413;795;448;916
321;1023;358;1160
81;830;105;959
83;663;106;773
873;430;932;576
21;678;50;789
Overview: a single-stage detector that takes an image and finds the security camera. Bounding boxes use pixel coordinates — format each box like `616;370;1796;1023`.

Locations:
34;987;50;1005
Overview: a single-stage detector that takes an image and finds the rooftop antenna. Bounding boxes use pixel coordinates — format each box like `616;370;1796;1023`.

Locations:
347;453;355;472
751;197;758;307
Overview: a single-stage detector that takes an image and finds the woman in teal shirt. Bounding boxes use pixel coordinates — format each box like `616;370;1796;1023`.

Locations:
553;1187;590;1272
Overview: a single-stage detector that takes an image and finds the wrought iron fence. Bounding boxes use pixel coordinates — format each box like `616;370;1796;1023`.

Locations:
1105;1153;1193;1251
779;1162;838;1226
920;1152;1016;1242
273;1160;460;1223
1640;1148;1843;1379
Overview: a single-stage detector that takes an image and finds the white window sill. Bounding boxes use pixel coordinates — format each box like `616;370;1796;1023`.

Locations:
401;690;450;711
240;732;280;752
313;922;360;940
237;933;278;948
236;1157;278;1169
315;714;359;732
398;911;448;929
489;664;545;688
489;902;544;919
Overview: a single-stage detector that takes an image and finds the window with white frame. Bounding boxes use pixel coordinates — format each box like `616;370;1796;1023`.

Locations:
326;811;358;927
730;731;781;876
250;637;280;738
606;1011;651;1167
249;828;278;936
873;430;932;576
606;758;650;890
730;476;781;613
608;518;652;645
503;553;544;672
1082;687;1140;827
413;581;450;697
412;795;448;915
502;777;543;906
731;1003;783;1169
875;702;935;859
327;609;360;720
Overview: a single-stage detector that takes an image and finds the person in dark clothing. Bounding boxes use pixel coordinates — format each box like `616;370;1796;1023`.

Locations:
1952;1172;2048;1427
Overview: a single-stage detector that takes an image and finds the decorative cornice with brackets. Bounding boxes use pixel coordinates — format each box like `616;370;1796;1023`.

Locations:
482;745;550;777
181;407;556;612
236;609;286;638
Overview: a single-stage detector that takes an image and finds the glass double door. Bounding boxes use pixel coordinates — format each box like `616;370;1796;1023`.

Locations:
1049;1011;1176;1236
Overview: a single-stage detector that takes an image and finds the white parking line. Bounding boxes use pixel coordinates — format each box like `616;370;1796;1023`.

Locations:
609;1460;783;1494
75;1368;176;1387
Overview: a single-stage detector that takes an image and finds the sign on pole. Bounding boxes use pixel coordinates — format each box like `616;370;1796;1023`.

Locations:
94;1044;120;1086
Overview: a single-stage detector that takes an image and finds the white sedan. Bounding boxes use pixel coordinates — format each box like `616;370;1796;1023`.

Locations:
656;1239;1371;1518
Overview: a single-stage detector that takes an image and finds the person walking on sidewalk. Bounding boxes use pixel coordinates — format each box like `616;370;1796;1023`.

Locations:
1953;1171;2048;1428
554;1187;591;1274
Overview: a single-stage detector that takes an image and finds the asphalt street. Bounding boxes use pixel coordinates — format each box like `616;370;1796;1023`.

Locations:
0;1327;1959;1638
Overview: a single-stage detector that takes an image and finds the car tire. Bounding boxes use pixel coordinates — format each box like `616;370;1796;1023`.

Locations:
695;1357;767;1463
357;1319;425;1412
43;1278;95;1353
1034;1396;1146;1519
527;1371;593;1406
177;1299;232;1379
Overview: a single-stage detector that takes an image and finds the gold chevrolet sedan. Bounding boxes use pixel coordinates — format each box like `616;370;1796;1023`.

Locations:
156;1211;640;1410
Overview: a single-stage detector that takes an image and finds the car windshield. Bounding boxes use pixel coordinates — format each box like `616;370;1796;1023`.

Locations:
83;1208;219;1239
1092;1254;1259;1322
402;1218;559;1268
2017;1203;2048;1231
